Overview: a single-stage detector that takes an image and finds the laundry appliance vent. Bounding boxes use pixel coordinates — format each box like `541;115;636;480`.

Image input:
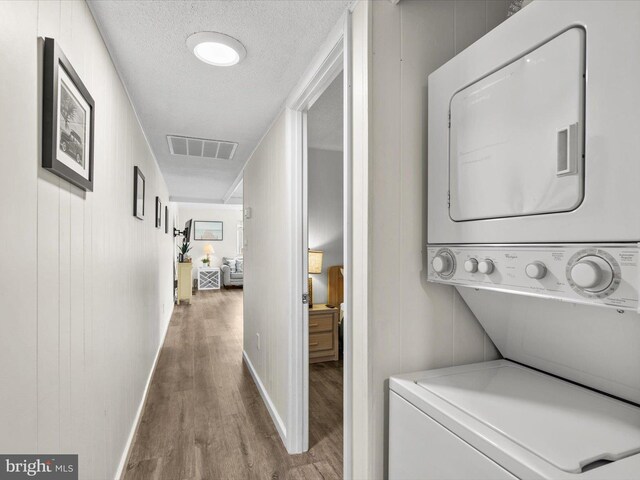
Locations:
167;135;238;160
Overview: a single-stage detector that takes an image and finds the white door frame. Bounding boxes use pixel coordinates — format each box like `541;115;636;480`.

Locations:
286;11;352;477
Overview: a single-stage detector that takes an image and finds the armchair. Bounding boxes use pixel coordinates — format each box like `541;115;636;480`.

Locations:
221;256;243;287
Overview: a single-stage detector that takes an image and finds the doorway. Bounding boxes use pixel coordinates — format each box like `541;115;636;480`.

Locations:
305;71;345;471
286;15;353;476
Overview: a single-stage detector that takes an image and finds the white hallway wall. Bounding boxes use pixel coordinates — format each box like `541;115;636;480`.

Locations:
308;148;343;305
361;1;511;478
0;1;174;478
242;110;292;444
177;203;243;279
349;3;371;476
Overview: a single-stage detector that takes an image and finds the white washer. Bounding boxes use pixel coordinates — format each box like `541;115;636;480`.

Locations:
390;360;640;480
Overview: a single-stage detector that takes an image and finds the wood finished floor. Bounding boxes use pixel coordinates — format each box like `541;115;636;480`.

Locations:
123;289;343;480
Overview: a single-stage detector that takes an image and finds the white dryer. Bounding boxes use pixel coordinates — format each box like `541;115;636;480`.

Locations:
427;1;640;244
390;1;640;479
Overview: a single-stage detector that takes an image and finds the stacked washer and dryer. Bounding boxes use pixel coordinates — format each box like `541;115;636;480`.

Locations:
389;2;640;479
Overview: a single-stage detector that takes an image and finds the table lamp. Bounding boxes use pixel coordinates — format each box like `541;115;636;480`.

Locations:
308;249;324;307
204;244;215;264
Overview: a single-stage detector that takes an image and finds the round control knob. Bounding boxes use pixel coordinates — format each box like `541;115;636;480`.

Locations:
464;258;478;273
569;256;614;291
525;261;547;279
570;261;601;288
477;259;494;275
432;253;454;275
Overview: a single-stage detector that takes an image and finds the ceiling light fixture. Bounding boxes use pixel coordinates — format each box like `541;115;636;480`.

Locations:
186;31;246;67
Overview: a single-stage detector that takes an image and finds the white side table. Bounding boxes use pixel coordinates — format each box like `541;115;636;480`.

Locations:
198;267;221;290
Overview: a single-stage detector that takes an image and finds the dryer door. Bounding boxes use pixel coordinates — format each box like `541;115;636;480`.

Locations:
449;27;585;222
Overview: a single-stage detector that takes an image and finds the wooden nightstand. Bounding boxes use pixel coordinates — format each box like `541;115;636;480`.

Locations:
309;304;340;363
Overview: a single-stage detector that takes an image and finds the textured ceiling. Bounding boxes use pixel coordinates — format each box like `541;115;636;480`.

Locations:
88;0;350;203
308;71;343;151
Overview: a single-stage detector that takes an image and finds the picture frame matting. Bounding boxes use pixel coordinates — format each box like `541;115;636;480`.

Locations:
193;220;223;241
133;166;145;219
42;37;95;191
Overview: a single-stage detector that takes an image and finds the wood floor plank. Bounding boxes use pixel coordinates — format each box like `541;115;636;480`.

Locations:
124;289;343;480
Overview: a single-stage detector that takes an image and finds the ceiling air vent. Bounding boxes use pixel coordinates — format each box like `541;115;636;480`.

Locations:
167;135;238;160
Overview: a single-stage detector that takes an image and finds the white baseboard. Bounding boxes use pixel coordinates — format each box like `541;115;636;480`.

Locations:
242;351;288;445
114;304;174;480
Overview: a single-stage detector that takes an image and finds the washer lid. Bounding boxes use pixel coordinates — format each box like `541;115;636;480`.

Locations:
416;363;640;473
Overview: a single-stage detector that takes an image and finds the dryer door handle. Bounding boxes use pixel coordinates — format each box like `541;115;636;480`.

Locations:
557;122;579;176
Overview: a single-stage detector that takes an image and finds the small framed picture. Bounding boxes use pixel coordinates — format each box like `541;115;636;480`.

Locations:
165;206;169;234
155;197;162;228
42;37;95;191
133;167;145;219
194;221;223;241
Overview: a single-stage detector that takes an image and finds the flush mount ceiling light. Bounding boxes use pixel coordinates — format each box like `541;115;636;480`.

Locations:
186;31;246;67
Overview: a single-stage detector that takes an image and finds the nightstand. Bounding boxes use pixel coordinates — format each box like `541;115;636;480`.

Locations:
309;304;340;363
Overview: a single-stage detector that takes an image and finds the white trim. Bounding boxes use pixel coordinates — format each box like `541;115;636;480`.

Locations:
223;176;244;204
115;305;173;480
242;351;288;443
301;109;310;453
348;2;371;477
288;106;306;454
342;10;354;479
287;49;344;112
286;14;346;111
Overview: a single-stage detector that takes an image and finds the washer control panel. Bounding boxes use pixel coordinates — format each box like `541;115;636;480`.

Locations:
427;244;639;310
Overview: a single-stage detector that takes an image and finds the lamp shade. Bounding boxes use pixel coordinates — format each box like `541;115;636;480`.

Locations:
308;249;324;274
204;244;215;255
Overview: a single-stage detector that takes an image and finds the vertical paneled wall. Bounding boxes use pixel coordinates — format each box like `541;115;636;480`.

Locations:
242;110;292;443
0;1;175;478
349;2;372;476
365;1;510;478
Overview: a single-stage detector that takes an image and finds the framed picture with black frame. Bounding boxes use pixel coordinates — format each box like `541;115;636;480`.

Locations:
193;221;223;241
165;206;169;234
133;166;145;219
42;37;95;191
155;197;162;228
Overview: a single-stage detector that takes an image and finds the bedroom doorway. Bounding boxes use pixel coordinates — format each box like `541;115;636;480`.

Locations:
304;71;345;472
287;14;352;476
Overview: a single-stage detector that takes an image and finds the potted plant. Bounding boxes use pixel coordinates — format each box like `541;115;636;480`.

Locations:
202;257;210;266
178;239;192;263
